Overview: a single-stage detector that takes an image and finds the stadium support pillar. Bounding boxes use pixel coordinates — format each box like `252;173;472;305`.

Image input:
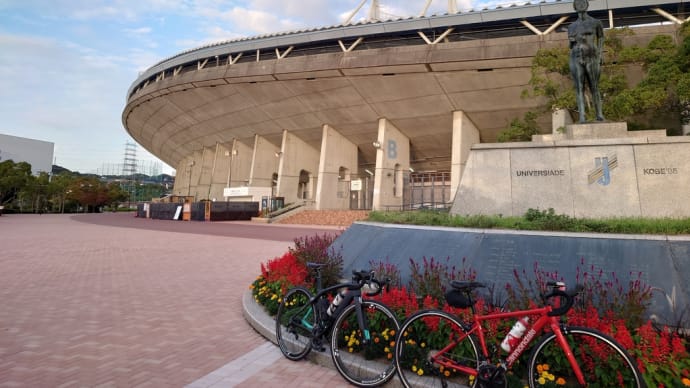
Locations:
277;130;320;205
215;139;252;200
372;118;410;211
249;135;280;192
178;150;204;200
173;155;197;198
198;144;218;201
451;110;480;201
315;124;358;210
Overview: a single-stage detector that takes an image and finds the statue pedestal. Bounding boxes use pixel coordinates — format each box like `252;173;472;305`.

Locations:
533;121;667;142
566;122;628;139
452;121;690;218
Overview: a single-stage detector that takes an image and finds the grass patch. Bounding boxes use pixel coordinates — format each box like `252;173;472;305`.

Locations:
367;208;690;235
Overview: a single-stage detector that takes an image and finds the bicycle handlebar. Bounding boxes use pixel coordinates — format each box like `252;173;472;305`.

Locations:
543;283;584;316
350;270;388;297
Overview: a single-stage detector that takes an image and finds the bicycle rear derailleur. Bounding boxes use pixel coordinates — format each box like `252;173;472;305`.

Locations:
476;363;507;388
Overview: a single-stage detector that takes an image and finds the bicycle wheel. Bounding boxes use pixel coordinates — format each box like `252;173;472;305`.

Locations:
394;310;479;388
527;326;645;388
330;300;400;387
275;287;314;361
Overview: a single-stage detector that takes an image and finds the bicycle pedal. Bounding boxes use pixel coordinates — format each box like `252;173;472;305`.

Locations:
311;339;326;352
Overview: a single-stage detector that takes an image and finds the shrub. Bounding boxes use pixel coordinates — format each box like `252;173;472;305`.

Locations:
409;256;456;305
369;259;403;288
290;233;343;288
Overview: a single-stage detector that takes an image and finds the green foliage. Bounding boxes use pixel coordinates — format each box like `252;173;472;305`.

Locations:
0;160;153;213
290;233;343;288
367;209;690;235
408;256;456;304
497;111;540;142
519;24;690;132
0;160;32;205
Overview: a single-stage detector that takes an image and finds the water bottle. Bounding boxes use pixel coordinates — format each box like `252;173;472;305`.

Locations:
500;317;529;352
327;290;346;316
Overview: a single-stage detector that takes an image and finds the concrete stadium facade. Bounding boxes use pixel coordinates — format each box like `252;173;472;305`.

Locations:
122;0;686;211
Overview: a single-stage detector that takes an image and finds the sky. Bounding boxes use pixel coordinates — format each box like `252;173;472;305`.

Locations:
0;0;503;176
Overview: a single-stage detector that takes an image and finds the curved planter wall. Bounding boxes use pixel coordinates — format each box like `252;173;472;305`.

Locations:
334;222;690;325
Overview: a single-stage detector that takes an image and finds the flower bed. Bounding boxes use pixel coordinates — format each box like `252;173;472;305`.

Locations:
251;235;690;387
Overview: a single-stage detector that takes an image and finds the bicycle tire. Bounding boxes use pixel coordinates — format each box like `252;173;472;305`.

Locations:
275;287;314;361
394;310;479;388
527;326;646;388
330;300;400;387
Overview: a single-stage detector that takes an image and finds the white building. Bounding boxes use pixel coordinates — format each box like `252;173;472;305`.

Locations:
0;133;54;175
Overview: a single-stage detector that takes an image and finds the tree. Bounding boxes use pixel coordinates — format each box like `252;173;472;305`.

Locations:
106;182;129;209
518;22;690;134
0;160;32;207
66;177;110;213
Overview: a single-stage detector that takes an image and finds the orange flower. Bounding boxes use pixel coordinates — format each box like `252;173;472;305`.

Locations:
682;377;690;386
556;377;566;386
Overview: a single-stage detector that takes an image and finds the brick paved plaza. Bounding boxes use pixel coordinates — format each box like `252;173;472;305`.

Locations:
0;213;352;387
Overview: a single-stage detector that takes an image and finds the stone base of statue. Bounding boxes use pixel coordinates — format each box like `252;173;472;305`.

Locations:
450;116;690;218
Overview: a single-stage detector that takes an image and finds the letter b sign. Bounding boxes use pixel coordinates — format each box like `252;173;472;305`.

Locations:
387;140;397;159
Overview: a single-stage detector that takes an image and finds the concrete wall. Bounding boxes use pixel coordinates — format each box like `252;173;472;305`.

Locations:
452;127;690;218
0;133;54;175
316;125;358;210
249;135;280;189
336;222;690;327
277;130;320;204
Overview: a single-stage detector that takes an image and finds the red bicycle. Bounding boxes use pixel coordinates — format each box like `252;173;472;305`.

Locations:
393;280;645;387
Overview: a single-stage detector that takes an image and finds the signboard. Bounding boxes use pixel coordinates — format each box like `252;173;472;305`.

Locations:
350;179;362;191
224;186;249;197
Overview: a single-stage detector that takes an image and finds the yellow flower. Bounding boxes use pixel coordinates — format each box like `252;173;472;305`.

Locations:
420;342;426;348
547;373;555;381
348;347;353;353
417;368;424;376
384;347;390;353
556;377;566;386
412;366;417;372
538;376;546;385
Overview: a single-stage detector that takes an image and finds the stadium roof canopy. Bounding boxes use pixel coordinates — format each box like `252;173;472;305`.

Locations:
124;0;686;173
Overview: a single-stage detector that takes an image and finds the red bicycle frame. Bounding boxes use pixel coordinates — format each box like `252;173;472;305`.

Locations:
431;304;586;385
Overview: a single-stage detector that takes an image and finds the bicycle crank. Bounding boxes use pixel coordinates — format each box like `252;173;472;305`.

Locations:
476;364;507;388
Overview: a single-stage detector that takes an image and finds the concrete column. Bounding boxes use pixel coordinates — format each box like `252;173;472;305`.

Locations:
277;130;320;205
228;140;252;188
372;118;410;211
206;143;226;202
249;135;280;190
195;146;215;200
172;156;196;197
451;111;480;201
189;150;203;200
315;124;358;210
202;140;253;201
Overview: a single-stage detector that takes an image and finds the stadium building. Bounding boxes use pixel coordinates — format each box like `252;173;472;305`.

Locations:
122;0;686;211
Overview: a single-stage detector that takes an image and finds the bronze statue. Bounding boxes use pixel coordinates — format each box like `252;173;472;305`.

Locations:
568;0;605;123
